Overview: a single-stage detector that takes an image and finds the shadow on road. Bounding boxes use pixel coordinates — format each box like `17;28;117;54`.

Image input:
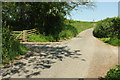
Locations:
2;43;82;78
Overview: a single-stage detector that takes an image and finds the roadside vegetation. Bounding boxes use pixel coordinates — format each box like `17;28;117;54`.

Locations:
2;2;95;64
93;17;120;46
2;20;95;64
105;65;120;80
93;17;120;80
27;20;95;42
2;2;120;79
2;26;28;64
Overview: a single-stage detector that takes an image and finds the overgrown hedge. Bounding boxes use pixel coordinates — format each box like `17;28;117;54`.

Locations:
93;17;120;46
93;17;120;38
2;26;28;64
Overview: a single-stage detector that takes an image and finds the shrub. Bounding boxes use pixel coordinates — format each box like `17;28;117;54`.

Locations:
93;17;120;46
58;24;78;40
105;65;120;80
2;26;28;64
93;17;120;38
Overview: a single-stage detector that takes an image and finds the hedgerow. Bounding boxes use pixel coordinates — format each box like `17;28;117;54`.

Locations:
93;17;120;46
2;26;28;64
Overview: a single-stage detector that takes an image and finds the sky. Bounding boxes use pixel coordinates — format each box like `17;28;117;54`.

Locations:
66;1;119;22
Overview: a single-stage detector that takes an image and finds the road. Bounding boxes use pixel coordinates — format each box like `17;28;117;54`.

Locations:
2;28;118;78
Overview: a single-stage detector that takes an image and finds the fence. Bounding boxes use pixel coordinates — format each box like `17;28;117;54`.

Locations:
12;29;38;42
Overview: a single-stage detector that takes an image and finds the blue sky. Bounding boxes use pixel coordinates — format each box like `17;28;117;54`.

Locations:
66;2;119;22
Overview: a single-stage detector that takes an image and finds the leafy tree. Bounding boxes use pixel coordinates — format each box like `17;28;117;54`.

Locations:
2;2;95;41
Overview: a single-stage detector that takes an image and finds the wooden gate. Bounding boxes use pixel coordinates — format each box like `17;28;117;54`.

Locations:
12;30;27;42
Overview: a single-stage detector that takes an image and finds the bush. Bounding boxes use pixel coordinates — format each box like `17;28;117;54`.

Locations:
59;24;78;40
93;17;120;46
105;65;120;80
2;26;28;64
93;17;120;38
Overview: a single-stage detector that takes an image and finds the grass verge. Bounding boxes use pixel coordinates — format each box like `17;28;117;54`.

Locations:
98;36;120;46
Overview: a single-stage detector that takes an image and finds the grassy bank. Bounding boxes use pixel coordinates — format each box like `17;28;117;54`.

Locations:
27;20;96;42
98;36;120;46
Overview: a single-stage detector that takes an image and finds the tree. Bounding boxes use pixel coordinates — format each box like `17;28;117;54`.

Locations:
2;2;95;40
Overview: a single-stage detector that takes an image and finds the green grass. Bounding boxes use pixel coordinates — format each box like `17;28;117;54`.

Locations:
27;34;54;42
70;21;95;34
98;36;120;46
27;21;96;42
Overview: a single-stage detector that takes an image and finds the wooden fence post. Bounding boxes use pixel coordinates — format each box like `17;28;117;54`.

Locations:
23;30;27;42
